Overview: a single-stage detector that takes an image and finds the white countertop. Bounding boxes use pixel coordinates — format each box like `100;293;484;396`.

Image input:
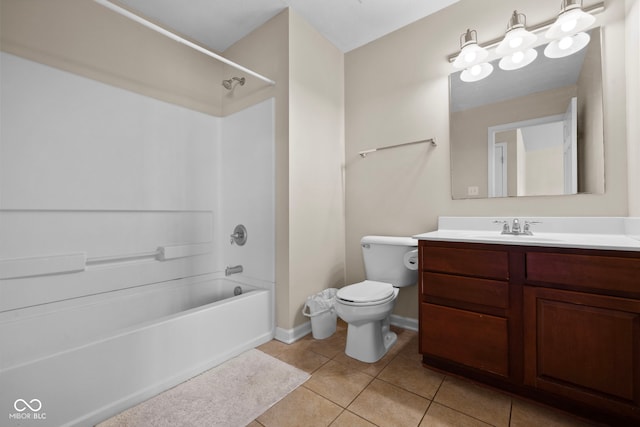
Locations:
414;217;640;252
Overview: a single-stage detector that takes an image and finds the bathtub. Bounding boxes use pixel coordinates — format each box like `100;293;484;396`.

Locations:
0;275;274;427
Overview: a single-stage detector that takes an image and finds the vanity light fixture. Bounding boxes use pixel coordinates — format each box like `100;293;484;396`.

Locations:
453;29;493;82
545;0;596;40
496;11;537;56
452;29;490;69
449;1;601;82
497;11;538;71
544;31;591;58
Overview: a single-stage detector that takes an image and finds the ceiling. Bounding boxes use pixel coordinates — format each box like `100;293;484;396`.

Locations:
115;0;459;53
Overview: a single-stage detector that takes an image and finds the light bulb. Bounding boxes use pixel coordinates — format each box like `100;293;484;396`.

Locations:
499;48;537;71
561;19;578;33
464;51;477;63
509;37;523;49
512;51;525;63
496;24;537;56
546;6;595;40
544;32;590;58
559;36;574;50
460;62;493;82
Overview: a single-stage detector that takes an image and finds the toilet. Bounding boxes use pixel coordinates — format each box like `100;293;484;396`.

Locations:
335;235;418;363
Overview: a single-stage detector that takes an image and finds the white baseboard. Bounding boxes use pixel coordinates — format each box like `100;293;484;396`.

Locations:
275;321;311;344
390;314;418;332
274;315;418;344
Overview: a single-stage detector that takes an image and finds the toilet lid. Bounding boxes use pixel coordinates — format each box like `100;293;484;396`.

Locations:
337;280;394;303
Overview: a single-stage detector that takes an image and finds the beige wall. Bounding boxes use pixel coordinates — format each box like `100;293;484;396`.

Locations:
222;12;287;118
628;0;640;216
0;0;224;116
225;10;346;330
345;0;630;321
577;30;605;194
288;12;346;327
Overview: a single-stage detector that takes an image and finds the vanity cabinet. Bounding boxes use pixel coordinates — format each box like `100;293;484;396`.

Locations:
523;250;640;421
419;240;640;424
419;243;515;380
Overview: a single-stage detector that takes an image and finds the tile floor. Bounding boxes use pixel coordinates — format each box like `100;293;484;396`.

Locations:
250;320;601;427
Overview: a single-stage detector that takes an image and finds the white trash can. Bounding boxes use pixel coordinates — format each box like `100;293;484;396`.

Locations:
302;288;338;339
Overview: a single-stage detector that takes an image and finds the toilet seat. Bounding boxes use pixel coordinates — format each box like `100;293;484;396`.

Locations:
337;281;395;306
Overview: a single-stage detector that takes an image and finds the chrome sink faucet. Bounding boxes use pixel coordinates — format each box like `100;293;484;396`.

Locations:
494;218;540;235
511;218;521;234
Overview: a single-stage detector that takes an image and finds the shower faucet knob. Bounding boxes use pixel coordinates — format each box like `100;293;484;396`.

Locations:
230;224;247;245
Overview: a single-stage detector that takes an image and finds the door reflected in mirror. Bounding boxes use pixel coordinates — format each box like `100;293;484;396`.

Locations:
488;97;577;197
450;28;604;200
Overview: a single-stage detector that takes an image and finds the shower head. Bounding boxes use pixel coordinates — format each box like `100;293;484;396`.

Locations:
222;76;246;90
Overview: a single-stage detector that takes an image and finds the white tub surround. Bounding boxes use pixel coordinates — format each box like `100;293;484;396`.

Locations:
414;217;640;251
1;52;276;427
0;276;274;427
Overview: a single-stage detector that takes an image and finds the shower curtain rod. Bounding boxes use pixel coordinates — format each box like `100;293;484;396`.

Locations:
92;0;276;86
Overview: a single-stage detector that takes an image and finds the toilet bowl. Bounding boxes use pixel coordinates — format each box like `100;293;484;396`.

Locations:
335;236;418;363
335;281;399;362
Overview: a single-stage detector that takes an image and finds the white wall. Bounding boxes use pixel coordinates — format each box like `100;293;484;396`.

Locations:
0;53;218;212
0;52;275;312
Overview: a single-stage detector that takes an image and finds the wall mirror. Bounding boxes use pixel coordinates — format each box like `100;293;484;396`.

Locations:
449;28;604;199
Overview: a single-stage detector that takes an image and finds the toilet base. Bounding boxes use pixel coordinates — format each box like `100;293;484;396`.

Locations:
344;318;397;363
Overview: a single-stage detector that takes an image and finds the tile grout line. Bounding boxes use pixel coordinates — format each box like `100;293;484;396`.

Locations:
429;375;504;427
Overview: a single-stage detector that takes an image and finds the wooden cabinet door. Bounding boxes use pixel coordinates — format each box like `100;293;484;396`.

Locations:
524;286;640;413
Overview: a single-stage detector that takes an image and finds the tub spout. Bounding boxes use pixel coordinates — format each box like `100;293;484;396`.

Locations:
225;265;243;276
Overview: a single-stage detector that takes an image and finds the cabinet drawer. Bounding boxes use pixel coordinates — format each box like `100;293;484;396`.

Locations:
421;272;509;309
422;246;508;280
420;303;509;377
526;252;640;294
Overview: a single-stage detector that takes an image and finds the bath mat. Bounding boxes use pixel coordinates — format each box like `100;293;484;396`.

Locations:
97;349;309;427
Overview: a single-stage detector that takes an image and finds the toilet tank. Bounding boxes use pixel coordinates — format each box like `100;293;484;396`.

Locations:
361;235;418;287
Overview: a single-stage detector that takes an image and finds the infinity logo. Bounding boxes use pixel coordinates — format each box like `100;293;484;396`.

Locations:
13;399;42;412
